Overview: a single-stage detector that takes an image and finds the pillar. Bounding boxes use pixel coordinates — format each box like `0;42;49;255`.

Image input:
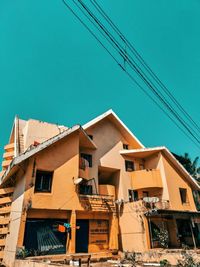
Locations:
68;210;76;253
109;212;119;250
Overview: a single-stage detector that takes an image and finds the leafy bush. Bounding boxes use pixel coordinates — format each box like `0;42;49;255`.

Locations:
177;251;200;267
160;259;170;267
154;228;169;248
120;251;136;267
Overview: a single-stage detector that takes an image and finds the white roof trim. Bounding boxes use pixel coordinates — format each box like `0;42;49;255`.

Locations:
83;109;144;148
120;146;165;155
120;146;200;190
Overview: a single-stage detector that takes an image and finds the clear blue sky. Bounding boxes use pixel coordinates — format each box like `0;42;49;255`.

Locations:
0;0;200;162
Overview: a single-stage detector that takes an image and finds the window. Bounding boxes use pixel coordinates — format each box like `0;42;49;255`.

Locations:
79;184;93;195
125;160;134;172
179;188;187;204
35;170;53;192
123;144;129;150
143;191;149;198
81;153;92;167
139;163;145;170
128;190;138;202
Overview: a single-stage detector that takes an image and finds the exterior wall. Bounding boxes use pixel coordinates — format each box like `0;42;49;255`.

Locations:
85;118;145;252
2;114;199;262
131;169;162;190
3;171;26;267
23;132;82;211
145;153;170;201
22;120;66;152
119;201;149;252
162;155;196;211
85;118;132;201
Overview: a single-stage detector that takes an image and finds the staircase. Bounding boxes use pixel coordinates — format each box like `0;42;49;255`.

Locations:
0;187;14;261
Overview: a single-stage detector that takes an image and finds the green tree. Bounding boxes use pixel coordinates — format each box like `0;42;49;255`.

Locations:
173;153;200;180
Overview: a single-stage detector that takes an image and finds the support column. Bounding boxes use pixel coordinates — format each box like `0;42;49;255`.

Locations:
190;219;197;250
17;211;27;247
148;217;154;249
144;216;151;250
69;210;76;253
109;212;119;250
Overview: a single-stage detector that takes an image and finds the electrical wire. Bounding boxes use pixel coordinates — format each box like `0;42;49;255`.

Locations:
61;0;200;150
90;0;200;134
76;0;200;143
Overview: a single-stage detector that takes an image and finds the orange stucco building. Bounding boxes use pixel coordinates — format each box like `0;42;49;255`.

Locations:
0;110;200;266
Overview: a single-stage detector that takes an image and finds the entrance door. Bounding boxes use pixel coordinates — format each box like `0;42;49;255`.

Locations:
76;219;89;253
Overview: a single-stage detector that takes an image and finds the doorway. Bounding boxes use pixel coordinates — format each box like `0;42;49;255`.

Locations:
76;219;89;253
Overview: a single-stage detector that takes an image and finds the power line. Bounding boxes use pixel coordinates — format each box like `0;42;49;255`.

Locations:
90;0;200;134
61;0;200;150
75;0;200;143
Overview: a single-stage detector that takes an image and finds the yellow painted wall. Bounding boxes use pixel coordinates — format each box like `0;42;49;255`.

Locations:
84;118;149;252
23;132;83;211
22;120;65;151
162;155;196;211
131;169;163;190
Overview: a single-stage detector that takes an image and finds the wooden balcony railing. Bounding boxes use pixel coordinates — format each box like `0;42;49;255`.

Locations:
79;194;116;212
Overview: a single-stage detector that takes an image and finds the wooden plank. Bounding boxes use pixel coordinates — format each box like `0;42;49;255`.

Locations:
0;239;6;246
0;197;12;205
0;188;14;196
0;228;9;235
0;207;11;214
0;218;9;225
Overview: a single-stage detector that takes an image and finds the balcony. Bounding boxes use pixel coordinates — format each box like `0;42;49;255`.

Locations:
4;143;14;152
79;184;116;212
3;151;14;160
131;169;163;190
2;160;12;170
143;199;170;211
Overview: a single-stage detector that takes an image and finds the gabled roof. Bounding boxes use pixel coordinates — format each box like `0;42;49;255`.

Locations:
83;109;144;149
1;125;96;184
120;146;200;190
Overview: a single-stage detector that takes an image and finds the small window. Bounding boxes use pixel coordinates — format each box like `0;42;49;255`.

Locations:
81;153;92;167
125;160;134;172
79;184;93;195
179;188;187;203
35;170;53;192
139;163;145;170
88;135;93;140
123;144;129;150
128;190;138;202
143;191;149;198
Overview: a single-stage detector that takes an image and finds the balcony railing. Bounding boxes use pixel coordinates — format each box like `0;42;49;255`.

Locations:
79;193;116;212
143;199;170;210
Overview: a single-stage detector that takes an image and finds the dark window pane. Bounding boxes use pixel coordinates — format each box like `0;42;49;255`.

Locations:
123;144;129;150
179;188;187;203
128;190;138;202
79;184;93;195
81;153;92;167
35;171;53;193
125;160;134;172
